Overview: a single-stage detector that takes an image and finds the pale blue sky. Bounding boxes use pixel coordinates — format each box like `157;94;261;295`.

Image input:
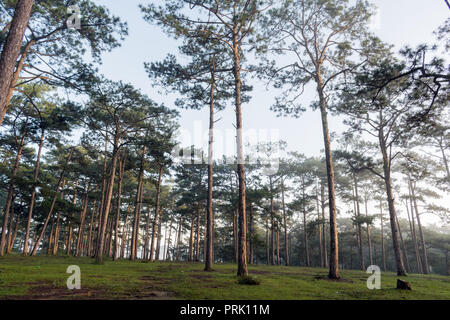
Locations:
88;0;449;226
93;0;448;157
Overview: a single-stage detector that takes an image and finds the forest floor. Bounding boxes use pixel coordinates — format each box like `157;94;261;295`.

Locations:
0;254;449;300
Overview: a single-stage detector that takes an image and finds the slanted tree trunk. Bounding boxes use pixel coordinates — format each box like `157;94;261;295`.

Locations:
396;213;410;273
75;191;89;257
96;133;120;264
406;197;423;273
0;0;35;126
378;128;406;276
30;148;74;256
0;119;28;255
96;132;109;257
23;128;44;255
410;179;429;274
130;144;146;261
113;155;124;261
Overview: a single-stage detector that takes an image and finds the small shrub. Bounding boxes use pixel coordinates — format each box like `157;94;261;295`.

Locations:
237;276;260;286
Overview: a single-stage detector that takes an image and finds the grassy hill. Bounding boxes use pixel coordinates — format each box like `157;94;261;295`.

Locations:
0;255;449;300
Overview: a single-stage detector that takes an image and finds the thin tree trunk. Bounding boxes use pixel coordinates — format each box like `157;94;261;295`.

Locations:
396;213;410;273
150;165;164;261
205;57;215;271
113;155;125;260
316;80;339;279
406;196;423;273
379;131;406;276
76;191;89;257
130;144;146;261
0;120;28;255
30;148;74;256
23;128;44;255
233;38;248;277
380;198;387;272
364;195;373;266
66;181;78;256
282;178;289;266
353;175;365;270
96;133;120;264
410;179;429;274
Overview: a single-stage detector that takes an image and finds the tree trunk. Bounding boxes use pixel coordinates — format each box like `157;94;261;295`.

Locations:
0;0;35;126
364;196;373;266
96;133;120;264
204;57;216;271
130;144;146;261
396;213;411;273
75;191;89;257
30;149;73;256
0;121;28;255
320;183;328;268
439;141;450;188
379;131;406;276
282;178;289;266
150;165;164;261
113;154;124;261
316;80;339;279
233;38;248;277
406;197;423;274
23;128;44;255
380;198;387;272
66;181;78;256
353;175;365;270
410;179;429;274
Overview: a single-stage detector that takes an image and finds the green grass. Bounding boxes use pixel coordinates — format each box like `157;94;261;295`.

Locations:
0;254;449;300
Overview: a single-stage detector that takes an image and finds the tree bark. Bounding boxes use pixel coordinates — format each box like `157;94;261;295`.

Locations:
410;179;429;274
96;132;120;264
379;130;406;276
0;120;28;255
23;129;44;255
205;60;215;271
113;155;125;261
379;198;387;272
75;191;89;257
0;0;35;126
130;144;146;261
316;79;339;279
232;37;248;277
31;148;74;256
353;175;365;270
150;165;164;261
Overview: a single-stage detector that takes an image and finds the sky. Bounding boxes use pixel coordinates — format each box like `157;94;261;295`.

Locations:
89;0;449;225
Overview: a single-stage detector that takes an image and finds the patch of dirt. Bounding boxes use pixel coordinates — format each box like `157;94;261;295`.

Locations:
314;275;354;283
6;281;106;300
